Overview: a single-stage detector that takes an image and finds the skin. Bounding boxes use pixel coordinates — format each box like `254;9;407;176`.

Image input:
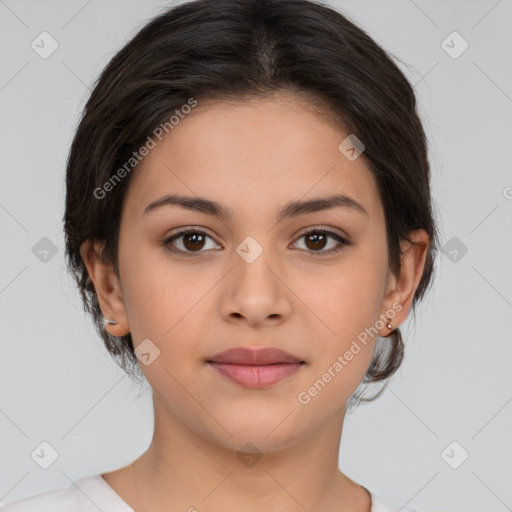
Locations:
81;91;429;512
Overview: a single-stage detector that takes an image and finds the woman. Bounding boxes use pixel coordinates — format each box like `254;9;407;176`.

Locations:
2;0;438;510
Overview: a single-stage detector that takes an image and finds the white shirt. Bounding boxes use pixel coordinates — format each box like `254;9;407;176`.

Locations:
0;475;420;512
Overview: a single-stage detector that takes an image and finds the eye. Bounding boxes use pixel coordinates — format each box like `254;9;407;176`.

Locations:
162;227;352;257
163;228;220;255
292;227;352;255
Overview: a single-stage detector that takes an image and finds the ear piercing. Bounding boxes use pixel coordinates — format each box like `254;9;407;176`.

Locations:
383;317;398;338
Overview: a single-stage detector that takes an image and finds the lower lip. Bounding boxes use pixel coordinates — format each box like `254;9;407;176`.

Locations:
208;362;304;388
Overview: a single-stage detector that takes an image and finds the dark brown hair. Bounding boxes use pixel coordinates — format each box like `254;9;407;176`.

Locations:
63;0;439;407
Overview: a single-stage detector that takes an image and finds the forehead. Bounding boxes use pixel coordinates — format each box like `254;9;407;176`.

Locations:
123;92;381;223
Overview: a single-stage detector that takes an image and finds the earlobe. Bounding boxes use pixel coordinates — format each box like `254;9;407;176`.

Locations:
381;229;429;331
79;239;130;337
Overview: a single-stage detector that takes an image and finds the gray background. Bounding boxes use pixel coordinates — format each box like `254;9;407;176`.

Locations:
1;1;511;511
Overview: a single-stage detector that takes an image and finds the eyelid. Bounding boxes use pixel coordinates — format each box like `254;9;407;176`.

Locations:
294;224;349;241
165;226;215;240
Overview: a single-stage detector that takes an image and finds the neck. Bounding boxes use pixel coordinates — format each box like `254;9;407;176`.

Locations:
128;392;369;512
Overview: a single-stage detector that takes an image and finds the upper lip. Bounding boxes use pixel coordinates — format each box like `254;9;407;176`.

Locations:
207;347;304;365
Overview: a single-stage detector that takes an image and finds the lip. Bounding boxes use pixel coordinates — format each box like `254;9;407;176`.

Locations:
207;347;305;389
208;347;303;365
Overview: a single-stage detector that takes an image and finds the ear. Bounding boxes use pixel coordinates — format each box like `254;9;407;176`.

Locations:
79;239;130;337
380;229;430;334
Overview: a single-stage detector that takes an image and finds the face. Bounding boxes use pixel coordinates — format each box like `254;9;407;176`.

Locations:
96;92;405;452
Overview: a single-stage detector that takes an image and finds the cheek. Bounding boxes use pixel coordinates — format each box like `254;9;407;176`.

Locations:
123;266;201;344
119;243;215;372
119;234;185;328
298;248;387;393
309;248;387;338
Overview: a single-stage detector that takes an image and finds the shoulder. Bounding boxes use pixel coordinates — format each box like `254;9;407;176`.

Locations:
369;490;421;512
0;476;112;512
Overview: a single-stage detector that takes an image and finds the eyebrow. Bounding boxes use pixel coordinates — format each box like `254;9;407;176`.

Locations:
143;193;368;221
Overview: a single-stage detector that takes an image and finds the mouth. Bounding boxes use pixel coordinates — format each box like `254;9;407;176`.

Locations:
207;346;304;365
206;347;305;388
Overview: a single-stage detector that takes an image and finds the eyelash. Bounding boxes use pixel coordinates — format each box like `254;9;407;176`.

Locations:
162;227;352;257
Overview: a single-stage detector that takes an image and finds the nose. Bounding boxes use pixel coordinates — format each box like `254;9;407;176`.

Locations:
220;240;292;328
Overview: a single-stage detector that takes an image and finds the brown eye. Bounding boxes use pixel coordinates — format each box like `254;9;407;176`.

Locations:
163;229;220;255
293;229;351;255
304;231;328;251
182;232;206;251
